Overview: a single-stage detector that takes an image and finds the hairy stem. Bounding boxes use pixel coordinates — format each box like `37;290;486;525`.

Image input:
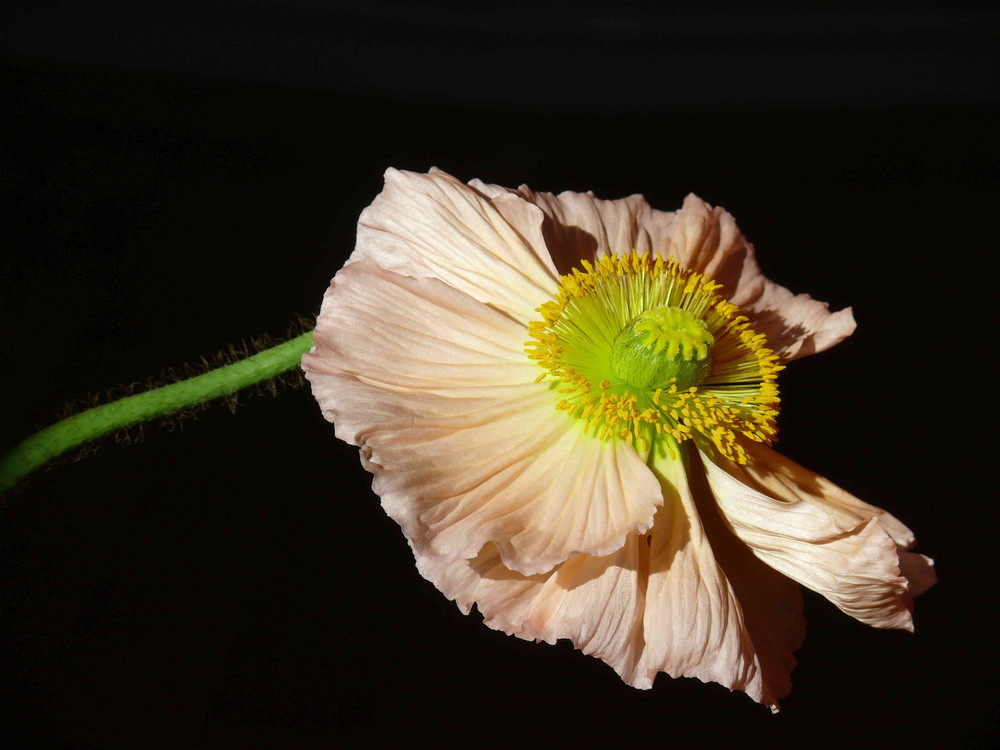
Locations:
0;330;314;494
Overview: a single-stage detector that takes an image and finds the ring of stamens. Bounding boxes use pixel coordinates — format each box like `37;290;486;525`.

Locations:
525;252;782;464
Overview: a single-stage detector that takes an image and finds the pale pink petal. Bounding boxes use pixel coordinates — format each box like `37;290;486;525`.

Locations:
662;194;856;361
898;552;937;597
702;450;915;630
415;538;650;688
470;176;679;272
733;440;918;547
733;279;857;361
353;168;559;325
417;452;804;710
340;380;660;575
509;187;677;273
304;261;662;574
470;177;675;267
303;260;537;396
723;440;937;596
477;175;677;273
307;226;674;579
640;455;800;710
695;501;805;708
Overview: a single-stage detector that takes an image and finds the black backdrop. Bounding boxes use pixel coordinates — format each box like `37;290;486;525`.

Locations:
2;3;997;747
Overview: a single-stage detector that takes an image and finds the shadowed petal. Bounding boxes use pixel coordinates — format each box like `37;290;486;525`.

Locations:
416;450;805;711
467;183;855;361
898;552;937;597
640;454;801;710
717;440;937;598
496;183;677;275
415;538;651;687
661;194;856;361
353;168;559;325
702;449;915;630
693;498;805;709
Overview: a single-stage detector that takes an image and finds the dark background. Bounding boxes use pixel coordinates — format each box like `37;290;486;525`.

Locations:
2;2;996;747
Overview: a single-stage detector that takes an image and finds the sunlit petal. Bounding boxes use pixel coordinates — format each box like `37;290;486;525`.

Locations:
304;261;662;574
353;168;559;325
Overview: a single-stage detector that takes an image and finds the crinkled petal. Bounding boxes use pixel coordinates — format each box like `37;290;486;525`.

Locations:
498;184;677;275
338;380;661;575
415;538;650;688
417;451;804;710
692;492;805;709
304;260;537;396
702;450;915;630
303;262;662;575
731;440;915;546
640;455;801;709
717;440;937;596
353;168;559;325
898;552;937;597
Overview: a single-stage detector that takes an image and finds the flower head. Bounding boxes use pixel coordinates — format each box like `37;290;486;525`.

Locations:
303;168;935;710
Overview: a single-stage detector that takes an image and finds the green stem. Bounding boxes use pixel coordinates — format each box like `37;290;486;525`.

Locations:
0;330;314;494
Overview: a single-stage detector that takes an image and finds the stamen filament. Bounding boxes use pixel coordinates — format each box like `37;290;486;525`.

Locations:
526;252;780;463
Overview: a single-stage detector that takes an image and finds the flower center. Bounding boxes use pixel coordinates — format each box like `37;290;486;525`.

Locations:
610;306;714;391
526;252;781;464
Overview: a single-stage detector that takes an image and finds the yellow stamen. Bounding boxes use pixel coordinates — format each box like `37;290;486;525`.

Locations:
525;252;780;463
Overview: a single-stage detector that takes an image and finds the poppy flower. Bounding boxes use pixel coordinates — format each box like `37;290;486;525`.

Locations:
302;168;935;710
